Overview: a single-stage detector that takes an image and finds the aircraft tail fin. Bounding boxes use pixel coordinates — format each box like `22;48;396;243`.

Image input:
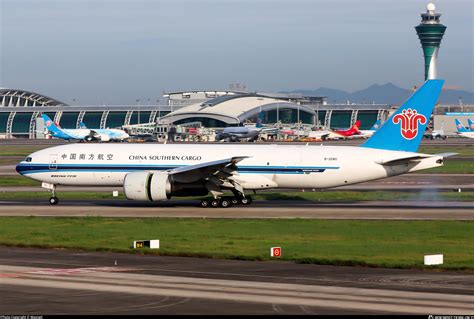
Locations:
370;119;381;131
41;114;63;134
361;79;444;153
455;119;468;133
346;120;360;134
79;122;88;129
468;119;474;131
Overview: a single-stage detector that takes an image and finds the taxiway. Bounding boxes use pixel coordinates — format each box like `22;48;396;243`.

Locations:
0;247;472;315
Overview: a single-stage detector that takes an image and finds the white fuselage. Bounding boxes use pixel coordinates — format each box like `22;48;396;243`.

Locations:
354;130;375;139
456;132;474;139
17;143;442;191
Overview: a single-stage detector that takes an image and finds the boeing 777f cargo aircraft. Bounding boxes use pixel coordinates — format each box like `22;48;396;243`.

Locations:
17;80;452;208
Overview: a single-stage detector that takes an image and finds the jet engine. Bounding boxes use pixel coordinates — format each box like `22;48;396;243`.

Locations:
123;171;208;201
84;132;110;142
97;134;110;142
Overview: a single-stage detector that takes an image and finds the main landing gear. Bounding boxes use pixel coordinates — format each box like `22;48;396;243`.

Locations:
200;196;253;208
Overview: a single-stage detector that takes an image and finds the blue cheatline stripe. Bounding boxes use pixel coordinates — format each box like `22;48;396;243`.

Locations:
16;163;339;175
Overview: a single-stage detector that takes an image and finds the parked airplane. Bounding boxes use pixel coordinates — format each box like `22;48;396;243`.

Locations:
42;114;129;142
468;119;474;131
424;128;447;140
454;119;474;139
351;120;381;139
18;80;452;207
78;121;130;142
310;120;361;140
215;112;272;142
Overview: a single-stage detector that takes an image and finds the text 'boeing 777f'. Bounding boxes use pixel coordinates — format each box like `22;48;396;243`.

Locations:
17;80;453;207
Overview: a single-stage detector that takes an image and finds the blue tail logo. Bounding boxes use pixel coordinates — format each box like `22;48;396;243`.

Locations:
455;119;468;132
362;79;444;152
468;119;474;131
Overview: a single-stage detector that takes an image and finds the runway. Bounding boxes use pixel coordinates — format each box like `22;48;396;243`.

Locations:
0;246;472;315
0;199;472;220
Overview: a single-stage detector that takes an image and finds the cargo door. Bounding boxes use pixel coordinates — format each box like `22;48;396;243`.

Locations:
49;154;58;170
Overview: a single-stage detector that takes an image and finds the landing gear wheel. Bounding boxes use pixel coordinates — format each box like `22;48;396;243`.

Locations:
219;198;232;208
49;197;59;205
240;196;252;205
231;197;239;205
210;199;220;208
200;199;209;208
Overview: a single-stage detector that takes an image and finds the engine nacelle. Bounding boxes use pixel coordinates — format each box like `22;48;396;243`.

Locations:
97;133;110;142
123;171;171;201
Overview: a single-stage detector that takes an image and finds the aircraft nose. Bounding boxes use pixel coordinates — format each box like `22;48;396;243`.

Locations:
16;155;32;175
15;163;24;175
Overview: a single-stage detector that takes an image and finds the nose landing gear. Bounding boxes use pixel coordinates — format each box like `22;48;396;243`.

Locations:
49;196;59;205
42;183;59;205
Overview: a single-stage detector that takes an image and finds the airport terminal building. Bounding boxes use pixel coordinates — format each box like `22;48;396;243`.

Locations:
161;90;391;130
0;88;392;138
0;88;172;139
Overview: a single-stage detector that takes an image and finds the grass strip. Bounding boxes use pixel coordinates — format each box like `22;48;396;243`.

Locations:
0;176;41;186
1;190;472;202
0;217;472;270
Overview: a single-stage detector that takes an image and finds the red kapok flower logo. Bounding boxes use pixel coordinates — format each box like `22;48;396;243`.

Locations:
392;108;427;140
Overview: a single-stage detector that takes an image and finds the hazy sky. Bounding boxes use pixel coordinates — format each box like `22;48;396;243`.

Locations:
1;0;472;105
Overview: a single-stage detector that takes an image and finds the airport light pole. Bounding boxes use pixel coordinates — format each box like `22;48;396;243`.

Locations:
157;99;161;119
316;104;319;128
276;102;279;126
136;99;141;124
297;103;300;128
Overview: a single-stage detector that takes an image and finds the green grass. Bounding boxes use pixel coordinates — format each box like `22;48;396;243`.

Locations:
418;146;474;157
0;217;472;270
0;190;472;202
0;176;41;186
422;160;474;174
0;146;51;157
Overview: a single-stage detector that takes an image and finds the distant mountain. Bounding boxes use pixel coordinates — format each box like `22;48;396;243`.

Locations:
349;83;410;105
291;87;350;103
284;83;474;105
437;89;474;105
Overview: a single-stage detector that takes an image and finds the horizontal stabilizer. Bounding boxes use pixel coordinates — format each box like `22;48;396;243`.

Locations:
435;152;458;158
375;155;431;166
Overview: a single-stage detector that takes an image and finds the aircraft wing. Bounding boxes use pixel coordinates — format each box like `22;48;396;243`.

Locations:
88;129;101;138
87;129;113;141
310;131;330;139
167;156;248;184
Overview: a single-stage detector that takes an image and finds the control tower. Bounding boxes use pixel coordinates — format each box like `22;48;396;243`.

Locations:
415;3;447;80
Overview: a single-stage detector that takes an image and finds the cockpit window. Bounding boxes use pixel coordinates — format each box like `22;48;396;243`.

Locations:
25;157;32;162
